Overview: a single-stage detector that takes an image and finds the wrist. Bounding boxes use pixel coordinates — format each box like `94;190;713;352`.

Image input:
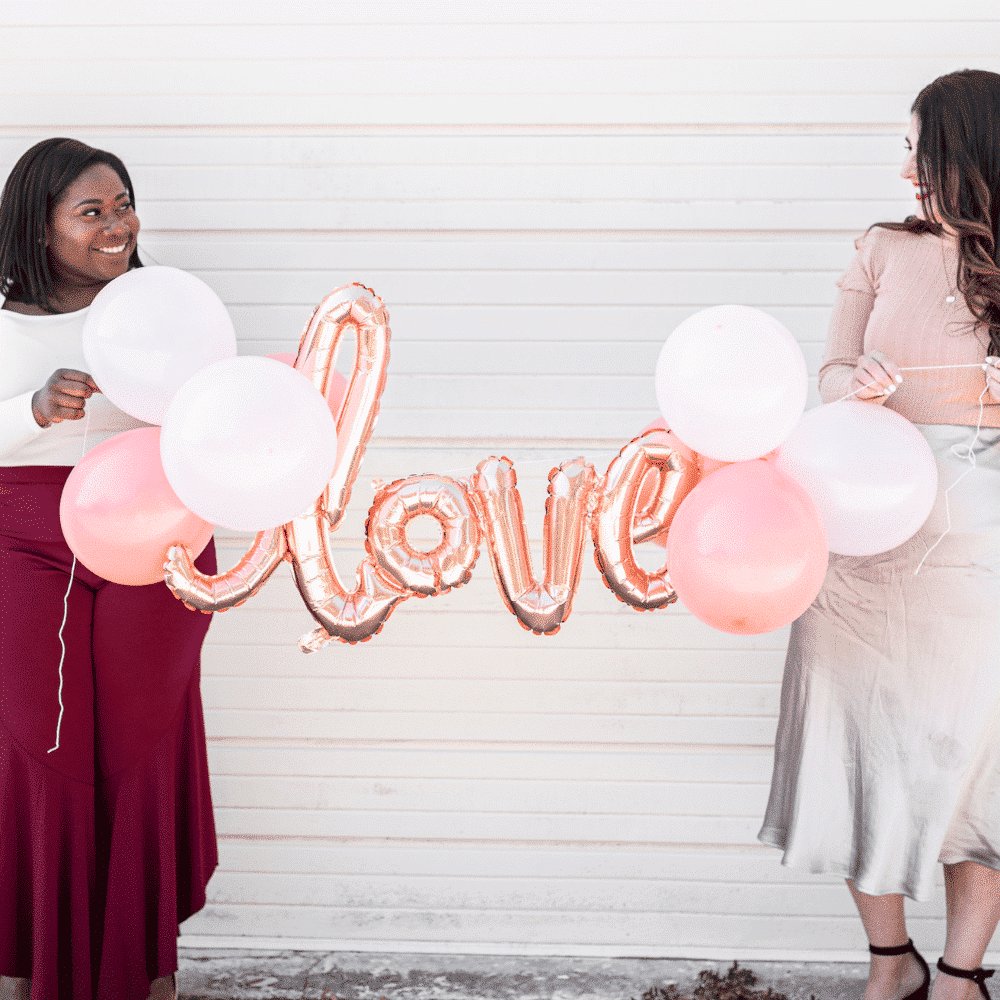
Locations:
30;391;51;428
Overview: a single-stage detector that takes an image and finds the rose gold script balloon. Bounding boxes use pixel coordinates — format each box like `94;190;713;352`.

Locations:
164;283;409;648
592;429;699;611
471;456;596;635
367;475;481;596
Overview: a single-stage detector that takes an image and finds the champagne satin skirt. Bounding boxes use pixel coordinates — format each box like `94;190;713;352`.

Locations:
758;423;1000;900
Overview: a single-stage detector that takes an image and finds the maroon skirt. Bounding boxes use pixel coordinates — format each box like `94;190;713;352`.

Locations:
0;465;218;999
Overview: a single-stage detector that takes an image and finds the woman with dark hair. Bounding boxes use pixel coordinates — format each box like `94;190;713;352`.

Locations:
0;139;218;999
758;70;1000;1000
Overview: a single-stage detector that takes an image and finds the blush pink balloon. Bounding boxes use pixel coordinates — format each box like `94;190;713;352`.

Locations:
59;428;214;586
634;418;777;549
667;460;829;635
697;455;732;478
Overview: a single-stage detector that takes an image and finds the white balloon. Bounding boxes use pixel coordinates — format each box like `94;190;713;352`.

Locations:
655;304;808;461
160;357;339;532
776;401;938;556
83;266;237;424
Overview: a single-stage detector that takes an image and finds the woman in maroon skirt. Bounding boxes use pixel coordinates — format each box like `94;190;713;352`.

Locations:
0;139;218;998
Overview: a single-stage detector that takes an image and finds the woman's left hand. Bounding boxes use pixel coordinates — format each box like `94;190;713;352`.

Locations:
986;357;1000;401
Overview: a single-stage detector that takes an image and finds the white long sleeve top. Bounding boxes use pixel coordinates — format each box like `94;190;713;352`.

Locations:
0;304;151;466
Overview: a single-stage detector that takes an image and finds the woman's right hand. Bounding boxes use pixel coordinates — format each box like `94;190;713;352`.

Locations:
31;369;100;428
850;350;903;402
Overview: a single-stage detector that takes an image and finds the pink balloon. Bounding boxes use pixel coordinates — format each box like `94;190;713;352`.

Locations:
697;455;732;478
266;351;298;367
634;418;777;549
775;400;938;556
667;460;829;635
59;428;214;586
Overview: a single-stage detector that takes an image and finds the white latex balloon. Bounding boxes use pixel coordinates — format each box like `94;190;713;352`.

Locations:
160;357;339;532
83;266;237;424
776;400;938;556
655;304;808;461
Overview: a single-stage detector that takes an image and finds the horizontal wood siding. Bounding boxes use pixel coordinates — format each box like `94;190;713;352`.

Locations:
3;0;995;960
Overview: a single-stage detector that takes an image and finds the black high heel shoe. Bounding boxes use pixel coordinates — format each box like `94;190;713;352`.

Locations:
937;957;995;999
869;938;931;1000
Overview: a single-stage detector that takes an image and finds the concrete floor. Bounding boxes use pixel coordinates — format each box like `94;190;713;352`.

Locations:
177;950;869;1000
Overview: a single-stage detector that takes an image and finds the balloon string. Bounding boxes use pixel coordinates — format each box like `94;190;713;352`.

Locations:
48;407;91;754
832;362;989;405
913;381;991;576
828;360;995;576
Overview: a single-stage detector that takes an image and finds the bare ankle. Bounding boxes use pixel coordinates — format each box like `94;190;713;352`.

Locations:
147;974;177;1000
0;977;31;1000
866;952;928;1000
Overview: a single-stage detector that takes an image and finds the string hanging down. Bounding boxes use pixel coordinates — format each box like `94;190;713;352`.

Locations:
833;361;989;404
49;407;91;754
835;361;995;576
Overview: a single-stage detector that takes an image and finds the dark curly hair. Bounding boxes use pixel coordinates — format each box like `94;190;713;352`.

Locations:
871;69;1000;354
0;137;141;312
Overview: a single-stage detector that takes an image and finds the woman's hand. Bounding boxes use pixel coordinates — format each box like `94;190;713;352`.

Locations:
850;350;903;403
985;357;1000;402
31;369;100;428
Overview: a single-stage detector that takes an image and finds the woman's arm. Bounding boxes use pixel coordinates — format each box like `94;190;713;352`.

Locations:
818;288;876;403
818;232;899;404
0;390;47;460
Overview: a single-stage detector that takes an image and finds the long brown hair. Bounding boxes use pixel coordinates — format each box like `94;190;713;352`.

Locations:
872;69;1000;354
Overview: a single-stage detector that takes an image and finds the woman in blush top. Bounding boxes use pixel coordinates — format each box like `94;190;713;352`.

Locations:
759;71;1000;1000
0;139;218;999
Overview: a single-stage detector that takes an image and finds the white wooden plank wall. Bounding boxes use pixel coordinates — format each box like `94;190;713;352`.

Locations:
3;0;998;960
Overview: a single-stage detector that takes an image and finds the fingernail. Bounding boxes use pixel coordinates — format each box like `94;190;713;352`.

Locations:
895;375;902;383
888;385;897;393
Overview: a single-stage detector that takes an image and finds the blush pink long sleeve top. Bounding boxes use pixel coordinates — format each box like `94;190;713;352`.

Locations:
819;226;1000;428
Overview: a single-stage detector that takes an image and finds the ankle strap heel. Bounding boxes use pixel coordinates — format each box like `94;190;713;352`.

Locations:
937;958;995;1000
870;938;919;956
868;940;930;1000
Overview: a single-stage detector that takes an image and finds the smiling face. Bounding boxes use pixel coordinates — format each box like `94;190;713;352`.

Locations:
46;162;140;296
900;113;933;219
